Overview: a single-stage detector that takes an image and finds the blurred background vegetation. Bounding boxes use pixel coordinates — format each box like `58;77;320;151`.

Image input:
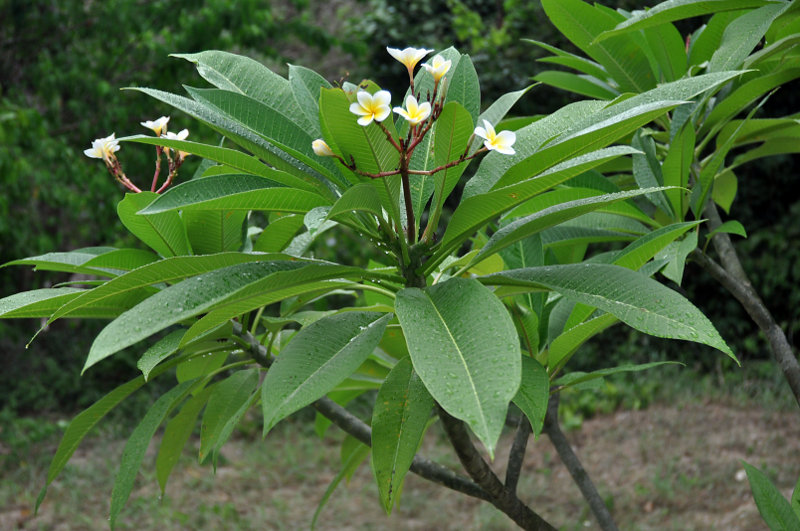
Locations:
1;0;797;430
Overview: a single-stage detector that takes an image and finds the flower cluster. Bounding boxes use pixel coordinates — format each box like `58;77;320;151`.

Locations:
311;46;515;162
84;116;190;193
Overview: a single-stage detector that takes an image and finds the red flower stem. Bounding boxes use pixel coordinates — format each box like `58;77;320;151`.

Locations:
150;145;162;192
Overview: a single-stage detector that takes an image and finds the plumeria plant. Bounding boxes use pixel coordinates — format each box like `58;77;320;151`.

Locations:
0;15;755;527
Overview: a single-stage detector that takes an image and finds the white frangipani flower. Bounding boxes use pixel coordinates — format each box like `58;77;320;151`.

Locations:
386;46;433;72
423;54;452;82
83;133;121;162
393;95;431;126
140;116;170;136
312;139;335;157
163;128;190;159
349;90;392;126
474;120;516;155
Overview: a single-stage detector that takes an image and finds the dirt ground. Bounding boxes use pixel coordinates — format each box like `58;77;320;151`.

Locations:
2;401;799;530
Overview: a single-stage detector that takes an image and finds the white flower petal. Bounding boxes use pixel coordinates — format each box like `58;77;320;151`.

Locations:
496;130;516;147
474;126;488;140
357;115;374;126
374;106;391;122
350;101;369;116
357;91;373;109
373;90;392;107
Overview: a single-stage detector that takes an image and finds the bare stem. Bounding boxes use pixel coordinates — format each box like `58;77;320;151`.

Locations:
437;408;557;531
505;414;531;494
543;394;618;531
151;146;162;192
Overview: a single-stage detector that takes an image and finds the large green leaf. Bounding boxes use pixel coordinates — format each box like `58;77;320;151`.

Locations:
430;146;640;273
443;54;480;123
533;71;618;100
136;329;185;381
643;22;687;82
48;252;275;323
137;174;329;215
200;369;260;463
661;124;695;219
110;380;196;528
597;0;775;42
632;131;674;217
371;356;433;514
186;87;337;182
183;209;247;254
473;188;671;266
541;0;655;92
117;192;191;257
0;288;83;319
512;357;550;437
481;264;736;360
3;247;156;277
548;313;620;373
253;214;305;252
289;64;331;138
743;461;800;530
129;88;329;194
554;362;681;390
613;221;702;270
180;264;398;345
395;278;521;457
85;261;308;371
261;312;391;436
707;3;791;72
431;102;473;211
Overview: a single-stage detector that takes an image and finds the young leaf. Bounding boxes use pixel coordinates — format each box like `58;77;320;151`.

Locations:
136;329;186;381
261;312;391;436
481;263;736;361
553;362;682;390
743;461;800;531
371;356;434;514
395;278;521;457
117;192;191;257
548;313;620;373
512;357;550;437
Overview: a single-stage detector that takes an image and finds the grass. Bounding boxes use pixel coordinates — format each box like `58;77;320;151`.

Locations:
1;361;798;530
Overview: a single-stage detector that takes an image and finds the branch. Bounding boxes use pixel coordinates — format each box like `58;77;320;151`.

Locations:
231;322;490;502
692;249;800;407
437;408;557;531
697;202;800;408
505;414;531;494
543;394;618;531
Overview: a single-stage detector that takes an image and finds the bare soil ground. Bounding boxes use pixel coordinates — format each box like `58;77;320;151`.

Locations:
2;401;798;530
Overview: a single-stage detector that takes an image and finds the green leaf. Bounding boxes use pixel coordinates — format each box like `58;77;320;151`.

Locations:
261;312;391;436
37;374;148;512
614;221;703;271
713;170;738;213
156;386;213;494
3;247;156;277
49;252;273;324
708;3;791;72
181;264;397;345
0;288;83;319
432;102;473;210
525;39;609;79
643;22;687;83
481;264;736;360
432;146;639;272
632;131;674;217
554;362;681;389
512;357;550;437
184;209;247;254
549;313;620;373
533;71;617;100
186;87;337;182
117;192;191;257
200;369;259;463
656;230;698;285
444;54;480;123
138;174;329;215
395;278;521;457
597;0;775;42
541;0;655;92
327;182;384;221
311;440;370;530
473;188;671;267
372;356;434;514
792;473;800;521
110;380;195;528
689;11;743;67
85;261;308;371
253;214;305;252
661;124;695;219
707;220;748;239
123;135;321;193
176;351;228;383
743;461;800;531
289;64;331;138
136;329;185;381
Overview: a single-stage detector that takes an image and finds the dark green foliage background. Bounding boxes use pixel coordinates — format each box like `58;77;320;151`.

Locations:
1;0;797;419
